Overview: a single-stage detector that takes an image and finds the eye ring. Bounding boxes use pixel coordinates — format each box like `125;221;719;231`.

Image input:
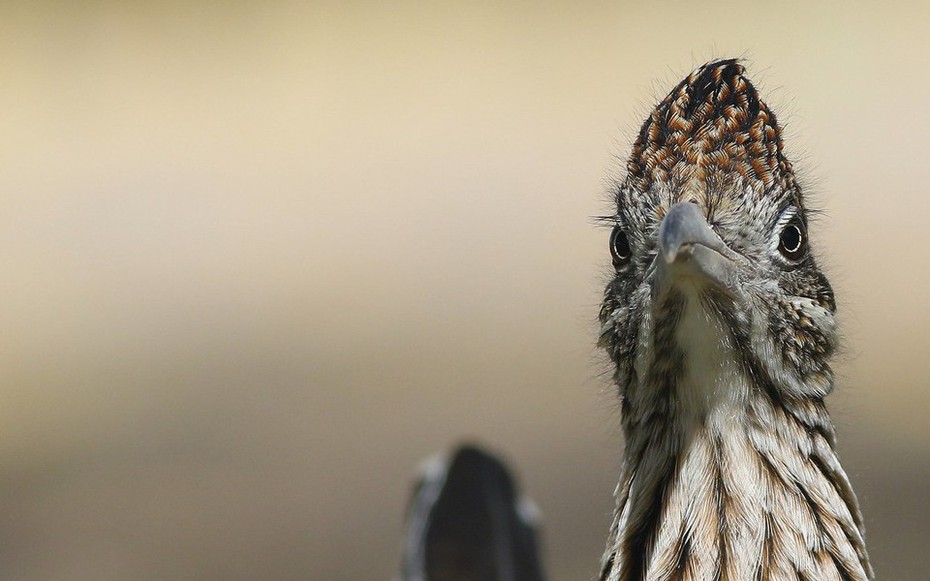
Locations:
610;227;631;268
777;219;807;261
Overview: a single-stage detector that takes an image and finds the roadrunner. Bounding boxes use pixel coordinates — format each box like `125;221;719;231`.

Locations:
400;446;545;581
401;59;873;581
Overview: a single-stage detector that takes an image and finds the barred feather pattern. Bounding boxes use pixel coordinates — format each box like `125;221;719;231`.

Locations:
597;60;873;581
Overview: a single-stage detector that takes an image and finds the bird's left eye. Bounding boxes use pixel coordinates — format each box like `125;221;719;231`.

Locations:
610;227;631;268
777;218;807;261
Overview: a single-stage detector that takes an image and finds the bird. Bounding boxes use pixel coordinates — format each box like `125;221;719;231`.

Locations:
399;445;545;581
399;59;873;581
597;58;873;580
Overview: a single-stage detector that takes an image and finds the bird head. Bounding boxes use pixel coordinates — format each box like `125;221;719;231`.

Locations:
599;59;837;416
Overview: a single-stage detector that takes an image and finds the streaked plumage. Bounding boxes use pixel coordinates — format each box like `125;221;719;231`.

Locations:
598;59;872;580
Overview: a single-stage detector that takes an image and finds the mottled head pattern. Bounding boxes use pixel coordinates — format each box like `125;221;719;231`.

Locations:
598;60;872;581
626;59;797;196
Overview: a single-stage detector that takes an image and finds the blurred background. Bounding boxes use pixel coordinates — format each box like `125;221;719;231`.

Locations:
2;1;928;579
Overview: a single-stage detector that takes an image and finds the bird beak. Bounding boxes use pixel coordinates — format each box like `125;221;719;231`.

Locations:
654;202;737;293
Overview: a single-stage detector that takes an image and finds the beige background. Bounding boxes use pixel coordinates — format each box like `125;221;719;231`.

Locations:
2;1;928;579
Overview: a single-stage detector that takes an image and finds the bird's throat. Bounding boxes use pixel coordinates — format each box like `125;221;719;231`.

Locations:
669;284;744;421
601;288;872;581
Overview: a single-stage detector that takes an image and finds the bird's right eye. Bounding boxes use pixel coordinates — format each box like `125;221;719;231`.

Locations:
777;217;807;262
610;227;631;268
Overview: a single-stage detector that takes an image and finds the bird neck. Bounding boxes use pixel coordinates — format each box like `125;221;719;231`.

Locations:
600;290;873;581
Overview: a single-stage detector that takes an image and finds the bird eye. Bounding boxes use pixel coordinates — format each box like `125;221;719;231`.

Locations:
777;219;806;261
610;227;631;268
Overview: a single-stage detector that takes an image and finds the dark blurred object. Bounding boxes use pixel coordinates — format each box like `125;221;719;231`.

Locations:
400;445;546;581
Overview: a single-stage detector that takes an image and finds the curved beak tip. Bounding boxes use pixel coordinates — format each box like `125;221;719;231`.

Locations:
658;202;713;263
654;202;735;292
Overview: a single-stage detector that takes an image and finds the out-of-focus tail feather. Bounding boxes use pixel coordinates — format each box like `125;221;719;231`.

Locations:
399;445;545;581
